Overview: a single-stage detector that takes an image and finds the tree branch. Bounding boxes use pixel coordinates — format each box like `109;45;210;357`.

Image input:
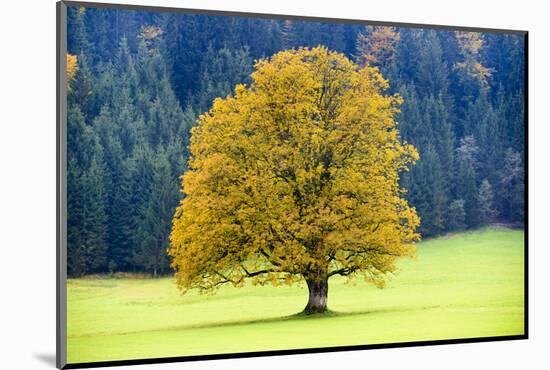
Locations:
241;266;277;278
327;266;358;278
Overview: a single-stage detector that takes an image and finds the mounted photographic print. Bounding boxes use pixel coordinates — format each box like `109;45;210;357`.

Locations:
56;1;528;368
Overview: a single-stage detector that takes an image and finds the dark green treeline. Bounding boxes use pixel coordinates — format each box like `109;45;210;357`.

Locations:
66;6;525;276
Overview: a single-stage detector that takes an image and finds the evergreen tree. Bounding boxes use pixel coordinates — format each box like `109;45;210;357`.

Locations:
455;136;480;228
117;145;153;268
483;34;525;97
197;45;252;112
69;53;97;121
500;148;524;223
407;144;446;236
67;155;87;276
391;28;421;85
133;150;177;276
424;94;455;187
396;84;423;146
464;91;502;187
67;7;92;55
93;107;134;270
81;154;108;271
67;106;108;275
280;20;295;50
416;31;450;101
479;179;498;225
64;6;525;274
447;199;466;230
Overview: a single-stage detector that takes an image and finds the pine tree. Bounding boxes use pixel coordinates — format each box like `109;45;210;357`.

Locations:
392;29;421;84
407;144;446;236
463;91;502;188
197;45;252;112
93;107;134;270
396;84;423;145
280;20;295;49
425;95;455;192
123;145;154;270
447;199;466;230
416;31;450;100
69;52;97;121
157;13;205;103
455;136;480;228
67;7;91;55
500;148;524;223
67;105;108;275
482;34;525;96
479;179;498;225
81;153;108;271
67;155;86;276
134;150;177;276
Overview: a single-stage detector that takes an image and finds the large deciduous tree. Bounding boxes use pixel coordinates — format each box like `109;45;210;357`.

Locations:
169;47;420;314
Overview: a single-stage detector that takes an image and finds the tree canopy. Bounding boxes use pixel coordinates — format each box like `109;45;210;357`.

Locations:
169;47;420;313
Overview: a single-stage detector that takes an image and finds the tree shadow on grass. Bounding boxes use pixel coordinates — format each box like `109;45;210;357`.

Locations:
172;303;452;332
71;305;447;338
164;307;403;332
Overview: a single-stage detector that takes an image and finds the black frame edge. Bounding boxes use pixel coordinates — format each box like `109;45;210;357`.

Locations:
63;335;527;369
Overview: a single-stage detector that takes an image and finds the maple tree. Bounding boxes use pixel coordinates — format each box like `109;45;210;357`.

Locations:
169;47;419;313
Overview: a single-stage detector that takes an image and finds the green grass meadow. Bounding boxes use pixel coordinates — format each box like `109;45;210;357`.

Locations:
67;227;525;364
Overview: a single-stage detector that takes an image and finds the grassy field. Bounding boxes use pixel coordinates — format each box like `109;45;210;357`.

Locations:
67;227;525;364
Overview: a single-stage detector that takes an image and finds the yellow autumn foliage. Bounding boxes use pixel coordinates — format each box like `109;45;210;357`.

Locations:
455;31;493;86
356;26;400;68
169;47;420;295
139;25;164;43
66;53;78;91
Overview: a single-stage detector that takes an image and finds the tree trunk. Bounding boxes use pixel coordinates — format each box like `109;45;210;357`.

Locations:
303;276;329;314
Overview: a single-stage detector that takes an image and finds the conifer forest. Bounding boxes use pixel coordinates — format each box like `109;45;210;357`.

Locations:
66;6;525;277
